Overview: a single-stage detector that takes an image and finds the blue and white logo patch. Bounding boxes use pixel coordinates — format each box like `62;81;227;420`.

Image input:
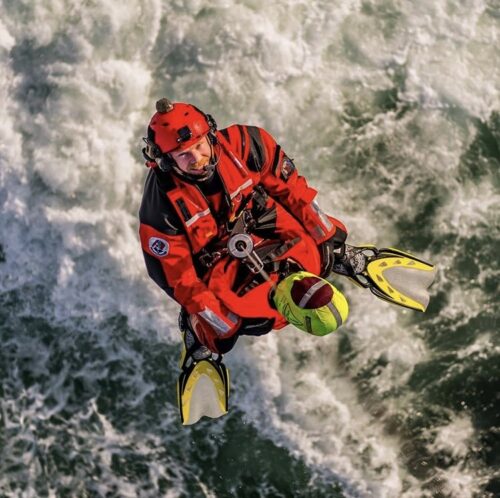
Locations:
149;237;169;257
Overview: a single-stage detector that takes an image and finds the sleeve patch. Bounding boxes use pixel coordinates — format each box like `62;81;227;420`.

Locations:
280;156;296;181
149;237;170;257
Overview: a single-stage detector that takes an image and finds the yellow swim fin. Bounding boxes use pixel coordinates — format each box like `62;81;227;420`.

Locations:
177;355;229;425
346;246;436;312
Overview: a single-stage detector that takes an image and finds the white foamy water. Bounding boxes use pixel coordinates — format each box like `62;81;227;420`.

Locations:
1;1;499;497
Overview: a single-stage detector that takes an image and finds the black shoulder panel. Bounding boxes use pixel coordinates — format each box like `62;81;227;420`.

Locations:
139;169;183;235
219;128;230;141
246;126;266;172
219;125;243;155
271;145;282;175
142;251;176;300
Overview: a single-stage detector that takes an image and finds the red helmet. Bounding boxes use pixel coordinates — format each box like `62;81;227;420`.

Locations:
148;98;213;154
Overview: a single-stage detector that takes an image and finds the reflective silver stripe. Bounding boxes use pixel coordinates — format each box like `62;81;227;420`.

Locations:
298;280;328;308
327;301;343;327
313;225;326;240
185;208;211;227
230;179;253;199
312;200;333;231
199;308;238;337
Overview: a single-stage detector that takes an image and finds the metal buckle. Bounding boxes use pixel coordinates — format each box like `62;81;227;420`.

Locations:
199;250;224;268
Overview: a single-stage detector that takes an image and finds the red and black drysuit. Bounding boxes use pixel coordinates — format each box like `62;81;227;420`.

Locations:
139;125;347;353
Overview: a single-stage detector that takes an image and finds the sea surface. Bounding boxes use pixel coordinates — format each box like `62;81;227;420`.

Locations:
0;1;499;497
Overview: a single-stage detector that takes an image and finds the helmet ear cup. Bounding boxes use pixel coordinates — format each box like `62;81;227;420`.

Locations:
150;142;162;159
206;113;217;132
206;113;218;145
158;154;176;173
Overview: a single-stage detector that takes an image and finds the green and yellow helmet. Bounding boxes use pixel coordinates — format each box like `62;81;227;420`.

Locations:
273;271;349;336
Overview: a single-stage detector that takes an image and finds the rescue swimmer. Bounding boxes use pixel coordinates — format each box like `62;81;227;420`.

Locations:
139;98;435;424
